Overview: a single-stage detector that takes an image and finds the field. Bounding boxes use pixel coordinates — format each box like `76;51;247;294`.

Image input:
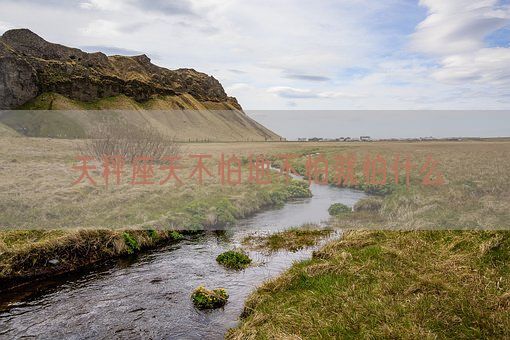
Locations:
0;137;312;283
226;139;510;339
1;137;509;337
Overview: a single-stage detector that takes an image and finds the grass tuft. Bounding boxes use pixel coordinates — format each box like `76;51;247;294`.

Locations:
216;250;252;269
328;203;351;215
191;286;229;309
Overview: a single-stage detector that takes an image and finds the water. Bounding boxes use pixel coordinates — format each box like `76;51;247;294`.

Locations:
0;184;365;339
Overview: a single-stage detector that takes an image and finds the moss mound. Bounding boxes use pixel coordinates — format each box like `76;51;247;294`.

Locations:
216;250;252;269
191;286;229;309
328;203;351;216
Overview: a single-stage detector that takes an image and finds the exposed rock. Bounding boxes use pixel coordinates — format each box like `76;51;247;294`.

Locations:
0;29;241;109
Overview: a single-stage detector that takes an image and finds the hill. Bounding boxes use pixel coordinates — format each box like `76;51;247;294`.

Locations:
0;29;280;141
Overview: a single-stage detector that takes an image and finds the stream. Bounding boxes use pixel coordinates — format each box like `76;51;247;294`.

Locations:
0;183;366;339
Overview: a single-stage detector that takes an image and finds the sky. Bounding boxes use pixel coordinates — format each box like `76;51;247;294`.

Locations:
0;0;509;137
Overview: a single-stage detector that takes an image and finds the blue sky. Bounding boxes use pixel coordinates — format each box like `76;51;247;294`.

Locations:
1;0;510;111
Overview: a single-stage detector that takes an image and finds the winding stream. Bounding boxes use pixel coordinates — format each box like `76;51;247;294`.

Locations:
0;183;365;339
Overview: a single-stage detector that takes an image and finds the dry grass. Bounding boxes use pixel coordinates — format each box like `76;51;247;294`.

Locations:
243;226;333;252
228;139;510;339
229;230;510;339
0;137;314;283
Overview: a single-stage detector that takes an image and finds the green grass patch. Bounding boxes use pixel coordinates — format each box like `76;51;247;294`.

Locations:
191;286;229;309
229;231;510;339
122;232;140;254
328;203;351;215
216;250;252;269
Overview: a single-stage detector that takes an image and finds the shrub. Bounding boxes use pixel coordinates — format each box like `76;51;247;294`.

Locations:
269;191;288;206
328;203;352;216
286;180;312;198
191;286;229;309
354;197;383;212
216;250;252;269
82;121;181;163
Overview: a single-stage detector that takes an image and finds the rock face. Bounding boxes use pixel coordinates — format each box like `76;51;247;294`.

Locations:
0;29;241;109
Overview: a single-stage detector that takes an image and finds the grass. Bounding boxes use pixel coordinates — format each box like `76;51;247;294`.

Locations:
229;230;510;339
191;286;229;309
216;250;252;269
10;92;281;142
243;227;333;252
1;138;510;336
0;139;314;284
228;139;510;339
0;229;184;287
328;203;351;215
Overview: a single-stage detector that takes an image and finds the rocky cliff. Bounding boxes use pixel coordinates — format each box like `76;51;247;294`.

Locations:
0;29;241;110
0;29;281;141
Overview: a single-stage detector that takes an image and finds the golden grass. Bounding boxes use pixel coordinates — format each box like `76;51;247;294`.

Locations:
229;230;510;339
228;139;510;339
243;226;333;252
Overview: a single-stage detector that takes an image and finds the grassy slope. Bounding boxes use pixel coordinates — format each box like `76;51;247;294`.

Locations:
1;92;281;141
229;140;510;339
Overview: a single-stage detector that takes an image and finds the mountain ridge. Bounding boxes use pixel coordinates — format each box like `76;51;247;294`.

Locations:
0;28;241;109
0;29;281;141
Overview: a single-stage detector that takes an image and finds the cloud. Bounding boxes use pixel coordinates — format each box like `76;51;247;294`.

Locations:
227;69;246;74
411;0;510;55
267;87;316;99
411;0;510;89
79;45;145;55
268;87;364;99
225;83;252;92
284;74;330;82
133;0;196;16
79;0;124;11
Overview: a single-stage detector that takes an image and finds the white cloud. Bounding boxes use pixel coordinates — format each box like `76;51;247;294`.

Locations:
411;0;510;55
79;0;125;11
268;87;364;99
225;83;252;92
409;0;510;95
1;0;510;109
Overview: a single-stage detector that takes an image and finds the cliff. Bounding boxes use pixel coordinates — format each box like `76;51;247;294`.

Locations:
0;29;281;141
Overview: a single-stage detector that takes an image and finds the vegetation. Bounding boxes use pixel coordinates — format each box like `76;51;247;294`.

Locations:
228;139;510;338
328;203;351;215
216;250;252;269
0;139;315;284
353;196;383;212
11;92;280;142
229;230;510;339
191;286;229;309
243;227;333;252
82;120;181;163
0;229;183;286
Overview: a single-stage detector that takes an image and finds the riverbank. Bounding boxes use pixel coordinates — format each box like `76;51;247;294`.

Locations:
0;179;311;290
228;230;510;339
0;137;315;289
228;140;510;338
